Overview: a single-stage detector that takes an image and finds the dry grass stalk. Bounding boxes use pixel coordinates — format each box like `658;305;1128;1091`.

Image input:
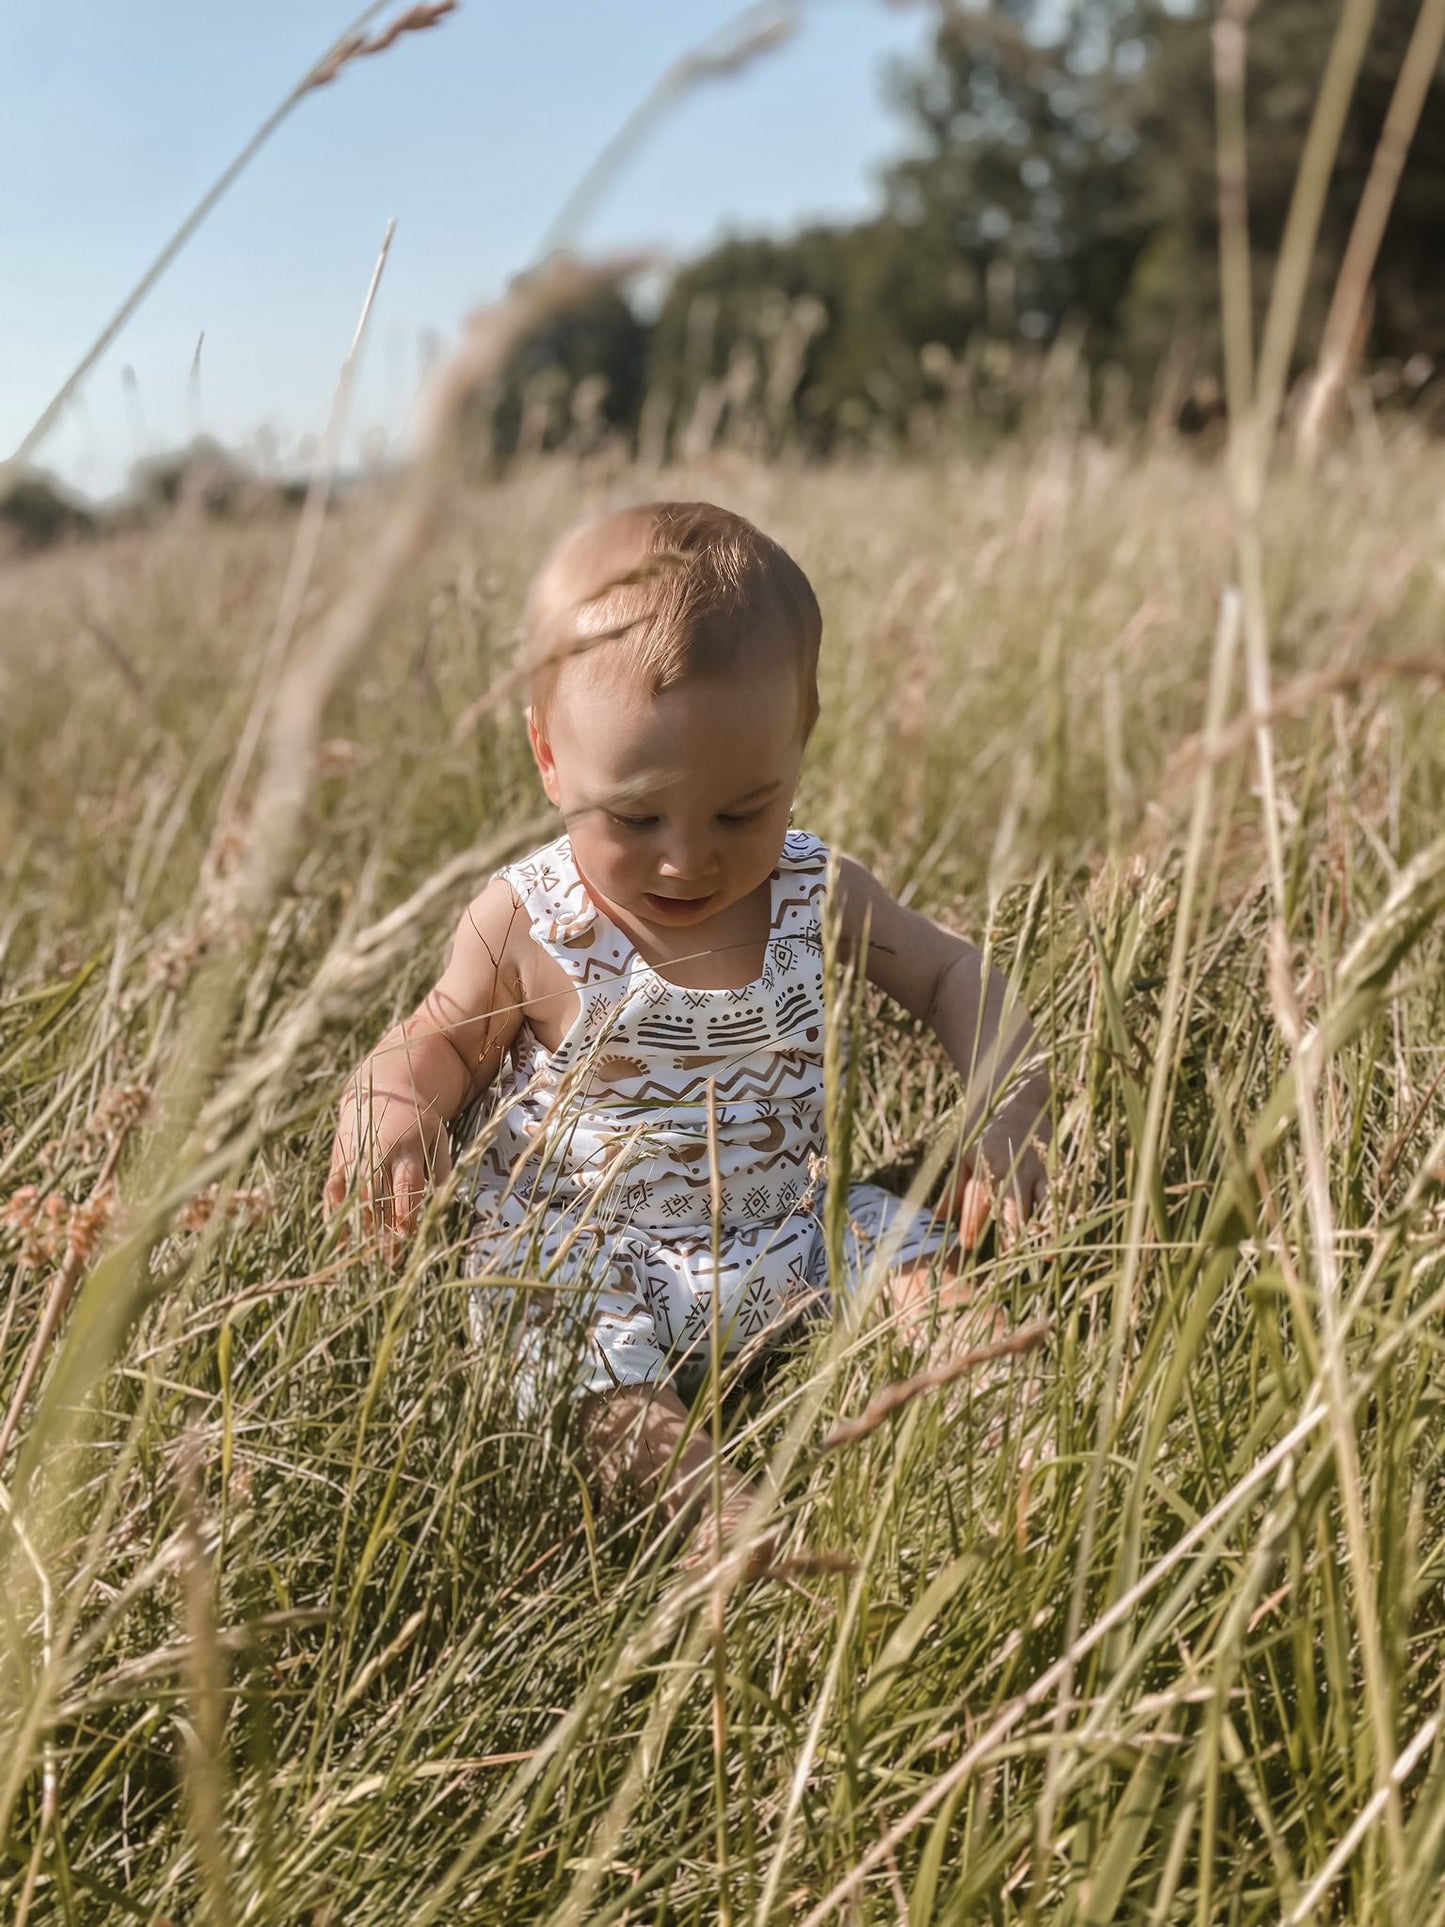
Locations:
11;2;433;465
205;220;397;892
234;255;645;924
1209;8;1419;1880
198;812;553;1136
175;1426;234;1927
1276;936;1410;1888
0;1114;139;1469
1174;652;1445;775
304;1;460;92
1211;3;1257;429
820;1317;1050;1450
448;601;674;749
1213;0;1375;916
1024;585;1242;1909
536;3;797;257
675;7;795;84
1246;0;1380;477
1297;0;1445;463
1284;1711;1442;1925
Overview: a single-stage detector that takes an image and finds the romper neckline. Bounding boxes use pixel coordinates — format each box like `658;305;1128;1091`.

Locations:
572;854;786;1000
508;829;829;1073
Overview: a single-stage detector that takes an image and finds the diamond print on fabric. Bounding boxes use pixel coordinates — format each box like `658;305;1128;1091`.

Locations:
677;1294;714;1344
738;1278;776;1335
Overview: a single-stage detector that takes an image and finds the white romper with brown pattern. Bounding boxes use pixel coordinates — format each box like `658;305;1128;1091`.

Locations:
463;829;949;1406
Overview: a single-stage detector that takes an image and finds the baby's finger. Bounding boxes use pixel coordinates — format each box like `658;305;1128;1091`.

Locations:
322;1151;350;1222
357;1177;380;1243
389;1161;425;1238
956;1175;995;1248
999;1186;1028;1253
429;1129;454;1191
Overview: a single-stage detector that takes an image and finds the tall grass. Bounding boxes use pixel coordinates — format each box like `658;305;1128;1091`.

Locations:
2;433;1443;1920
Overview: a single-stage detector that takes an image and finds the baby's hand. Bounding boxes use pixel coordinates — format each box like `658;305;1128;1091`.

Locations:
323;1070;453;1250
943;1100;1050;1248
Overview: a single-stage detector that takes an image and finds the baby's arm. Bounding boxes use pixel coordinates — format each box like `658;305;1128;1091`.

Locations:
323;876;528;1240
834;857;1050;1236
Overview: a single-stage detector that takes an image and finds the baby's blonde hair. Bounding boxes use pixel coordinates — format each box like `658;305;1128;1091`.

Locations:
525;501;821;736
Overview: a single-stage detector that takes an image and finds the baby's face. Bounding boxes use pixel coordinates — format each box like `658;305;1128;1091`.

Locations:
530;663;805;933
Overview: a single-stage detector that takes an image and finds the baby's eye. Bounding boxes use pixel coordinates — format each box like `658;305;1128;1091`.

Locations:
608;812;658;831
717;809;765;827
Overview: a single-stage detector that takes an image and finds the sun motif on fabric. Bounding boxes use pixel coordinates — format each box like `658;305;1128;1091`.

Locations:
592;1053;648;1086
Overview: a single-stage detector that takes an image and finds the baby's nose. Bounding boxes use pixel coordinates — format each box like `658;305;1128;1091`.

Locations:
657;834;715;880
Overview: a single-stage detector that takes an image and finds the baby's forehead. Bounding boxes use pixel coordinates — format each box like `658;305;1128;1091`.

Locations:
550;644;788;729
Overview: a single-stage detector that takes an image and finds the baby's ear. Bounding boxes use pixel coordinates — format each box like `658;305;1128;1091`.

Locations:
526;707;563;807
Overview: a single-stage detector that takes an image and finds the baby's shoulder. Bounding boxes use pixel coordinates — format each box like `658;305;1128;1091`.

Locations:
453;870;574;1036
825;849;913;947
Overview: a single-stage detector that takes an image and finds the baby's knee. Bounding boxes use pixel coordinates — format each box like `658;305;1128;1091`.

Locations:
888;1257;1008;1347
888;1254;963;1318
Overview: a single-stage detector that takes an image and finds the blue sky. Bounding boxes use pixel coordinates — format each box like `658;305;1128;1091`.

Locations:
2;1;936;499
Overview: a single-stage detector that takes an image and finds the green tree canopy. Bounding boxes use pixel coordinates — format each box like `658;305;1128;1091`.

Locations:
496;0;1445;452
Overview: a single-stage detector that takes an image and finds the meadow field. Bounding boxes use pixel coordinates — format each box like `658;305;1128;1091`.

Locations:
2;434;1445;1923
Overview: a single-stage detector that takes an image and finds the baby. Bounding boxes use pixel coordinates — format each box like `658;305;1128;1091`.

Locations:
325;501;1049;1550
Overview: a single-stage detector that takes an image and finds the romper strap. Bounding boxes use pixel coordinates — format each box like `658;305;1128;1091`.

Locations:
772;829;829;945
499;833;588;935
499;834;636;993
775;828;829;877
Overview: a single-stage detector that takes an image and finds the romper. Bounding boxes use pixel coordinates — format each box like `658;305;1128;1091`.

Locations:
463;828;951;1408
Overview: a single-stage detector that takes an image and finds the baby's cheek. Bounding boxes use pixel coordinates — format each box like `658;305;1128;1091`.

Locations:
572;820;628;872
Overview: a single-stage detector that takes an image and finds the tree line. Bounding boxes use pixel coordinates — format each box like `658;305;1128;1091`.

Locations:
490;0;1445;456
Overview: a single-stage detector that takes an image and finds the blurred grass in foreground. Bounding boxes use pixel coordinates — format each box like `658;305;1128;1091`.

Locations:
1;438;1444;1923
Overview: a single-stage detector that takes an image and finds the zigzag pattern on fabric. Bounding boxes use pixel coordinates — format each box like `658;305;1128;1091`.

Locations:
588;1056;820;1107
563;955;635;988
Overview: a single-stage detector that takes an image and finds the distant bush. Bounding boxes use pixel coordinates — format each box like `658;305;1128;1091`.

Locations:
127;436;301;520
470;285;650;470
0;465;96;553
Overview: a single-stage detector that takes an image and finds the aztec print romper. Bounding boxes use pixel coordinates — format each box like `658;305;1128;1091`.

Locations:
464;829;951;1405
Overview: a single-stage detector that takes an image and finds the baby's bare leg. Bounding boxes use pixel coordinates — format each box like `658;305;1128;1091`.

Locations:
581;1385;769;1571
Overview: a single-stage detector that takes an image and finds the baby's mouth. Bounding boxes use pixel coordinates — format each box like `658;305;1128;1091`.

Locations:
644;890;717;917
